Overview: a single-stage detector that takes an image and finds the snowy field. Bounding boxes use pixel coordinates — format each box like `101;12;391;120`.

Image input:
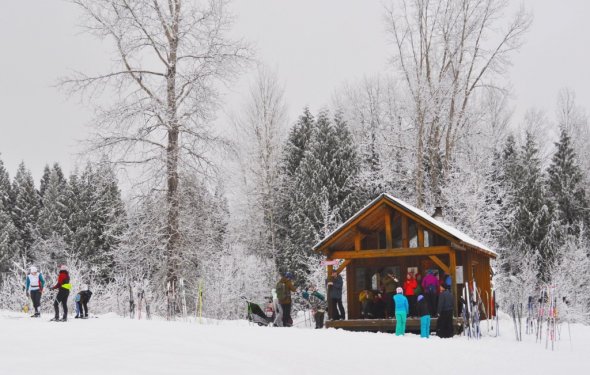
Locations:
0;310;588;375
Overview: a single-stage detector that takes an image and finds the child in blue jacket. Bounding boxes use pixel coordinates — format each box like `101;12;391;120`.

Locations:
393;287;409;336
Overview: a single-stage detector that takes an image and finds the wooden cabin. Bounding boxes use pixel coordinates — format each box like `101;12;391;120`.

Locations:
313;193;496;332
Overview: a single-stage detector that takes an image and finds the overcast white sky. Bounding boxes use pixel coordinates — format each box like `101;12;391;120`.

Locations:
1;0;589;181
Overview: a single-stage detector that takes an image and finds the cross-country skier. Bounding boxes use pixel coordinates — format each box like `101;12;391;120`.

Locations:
79;284;93;318
49;265;72;322
25;266;45;317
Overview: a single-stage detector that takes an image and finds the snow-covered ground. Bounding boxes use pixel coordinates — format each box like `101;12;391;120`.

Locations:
0;310;587;375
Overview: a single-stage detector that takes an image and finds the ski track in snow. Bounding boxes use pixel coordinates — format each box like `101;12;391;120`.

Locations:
0;311;587;375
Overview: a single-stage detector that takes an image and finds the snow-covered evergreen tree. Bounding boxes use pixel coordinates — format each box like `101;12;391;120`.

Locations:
0;158;11;210
547;128;589;232
39;165;51;199
0;199;19;277
280;109;363;278
10;162;39;262
507;133;554;278
37;166;72;261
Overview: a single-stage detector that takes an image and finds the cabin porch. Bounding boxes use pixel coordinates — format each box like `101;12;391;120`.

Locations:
325;317;464;333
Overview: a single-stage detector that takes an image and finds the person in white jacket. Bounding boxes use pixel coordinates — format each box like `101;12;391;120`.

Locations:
25;266;45;317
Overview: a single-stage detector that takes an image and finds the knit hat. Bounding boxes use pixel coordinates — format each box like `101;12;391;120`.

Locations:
396;287;403;294
417;295;424;302
59;265;68;271
30;266;37;273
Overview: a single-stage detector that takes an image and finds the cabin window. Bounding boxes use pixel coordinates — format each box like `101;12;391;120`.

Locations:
378;230;386;249
361;233;380;250
424;230;431;247
432;232;450;246
392;212;402;248
408;219;418;248
355;267;367;290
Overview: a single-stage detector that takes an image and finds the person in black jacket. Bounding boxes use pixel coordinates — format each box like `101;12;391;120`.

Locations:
437;284;454;338
326;271;345;320
78;284;93;318
417;294;431;338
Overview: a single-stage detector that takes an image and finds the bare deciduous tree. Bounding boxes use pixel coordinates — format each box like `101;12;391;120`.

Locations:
61;0;249;289
384;0;531;207
232;66;288;263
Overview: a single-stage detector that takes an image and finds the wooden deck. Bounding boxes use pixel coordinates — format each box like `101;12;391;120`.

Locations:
325;317;463;333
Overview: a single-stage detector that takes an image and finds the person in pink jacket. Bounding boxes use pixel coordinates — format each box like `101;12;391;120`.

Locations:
421;270;439;316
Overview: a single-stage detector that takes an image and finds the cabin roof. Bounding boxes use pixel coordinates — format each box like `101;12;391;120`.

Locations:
312;193;496;257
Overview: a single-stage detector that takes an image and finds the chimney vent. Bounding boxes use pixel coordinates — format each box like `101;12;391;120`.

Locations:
433;206;443;220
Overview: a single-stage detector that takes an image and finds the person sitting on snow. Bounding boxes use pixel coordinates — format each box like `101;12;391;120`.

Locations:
25;266;45;317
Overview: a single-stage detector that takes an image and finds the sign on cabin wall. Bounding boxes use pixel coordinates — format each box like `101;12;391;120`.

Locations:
456;266;464;284
321;259;340;266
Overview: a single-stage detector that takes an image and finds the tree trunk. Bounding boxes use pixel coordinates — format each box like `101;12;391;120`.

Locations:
166;8;180;290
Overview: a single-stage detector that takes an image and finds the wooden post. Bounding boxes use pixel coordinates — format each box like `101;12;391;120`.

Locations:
327;263;333;320
354;230;362;252
466;251;473;283
417;224;424;247
401;216;409;248
385;210;392;249
450;250;457;316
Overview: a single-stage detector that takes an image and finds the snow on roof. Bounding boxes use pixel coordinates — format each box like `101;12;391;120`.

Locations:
312;193;496;257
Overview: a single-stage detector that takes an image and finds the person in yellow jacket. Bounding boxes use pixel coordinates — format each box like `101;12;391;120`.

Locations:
50;265;72;322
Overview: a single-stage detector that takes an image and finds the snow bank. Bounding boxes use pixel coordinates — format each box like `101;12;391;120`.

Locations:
0;311;586;375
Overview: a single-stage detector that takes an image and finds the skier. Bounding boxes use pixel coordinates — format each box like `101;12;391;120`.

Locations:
50;265;72;322
417;294;430;338
437;283;454;338
79;284;93;318
326;270;345;320
25;266;45;317
393;287;409;336
276;272;297;327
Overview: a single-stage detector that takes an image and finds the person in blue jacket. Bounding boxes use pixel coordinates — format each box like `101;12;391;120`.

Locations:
393;287;409;336
25;266;45;317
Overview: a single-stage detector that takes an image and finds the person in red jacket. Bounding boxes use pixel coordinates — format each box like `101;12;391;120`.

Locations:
403;272;418;316
50;265;72;322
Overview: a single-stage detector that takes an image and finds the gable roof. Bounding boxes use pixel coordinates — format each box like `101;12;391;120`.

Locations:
312;193;496;257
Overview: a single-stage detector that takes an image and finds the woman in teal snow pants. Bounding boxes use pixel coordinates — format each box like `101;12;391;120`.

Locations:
393;287;409;336
417;294;430;338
